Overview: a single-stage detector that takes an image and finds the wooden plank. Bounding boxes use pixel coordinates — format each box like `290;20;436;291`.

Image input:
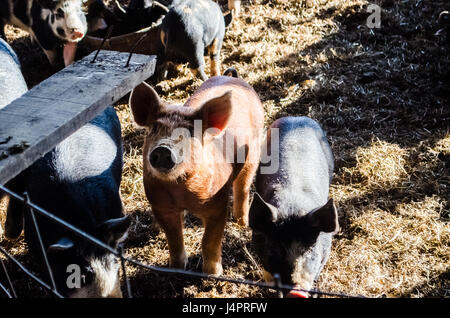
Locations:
0;50;156;185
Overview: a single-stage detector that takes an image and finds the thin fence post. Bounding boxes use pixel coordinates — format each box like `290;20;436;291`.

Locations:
0;281;13;298
91;25;114;63
273;273;283;298
0;256;17;298
125;33;149;67
24;192;58;295
118;244;132;298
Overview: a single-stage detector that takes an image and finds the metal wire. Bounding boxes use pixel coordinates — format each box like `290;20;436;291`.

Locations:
0;246;63;298
122;256;360;298
91;25;114;63
25;193;58;294
273;273;283;298
0;281;12;298
125;32;149;68
0;184;364;299
0;255;17;298
124;14;164;68
118;244;132;298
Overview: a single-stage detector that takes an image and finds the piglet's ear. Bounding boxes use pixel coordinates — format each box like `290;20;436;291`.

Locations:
129;82;162;127
249;192;278;232
100;215;131;248
306;199;339;234
197;91;233;136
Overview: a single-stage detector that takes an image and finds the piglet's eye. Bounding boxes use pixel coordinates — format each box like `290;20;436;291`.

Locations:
150;125;158;134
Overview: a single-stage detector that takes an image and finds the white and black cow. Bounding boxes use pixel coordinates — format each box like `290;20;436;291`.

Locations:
0;0;88;66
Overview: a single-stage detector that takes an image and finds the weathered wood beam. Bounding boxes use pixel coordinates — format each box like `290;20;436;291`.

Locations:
0;50;156;185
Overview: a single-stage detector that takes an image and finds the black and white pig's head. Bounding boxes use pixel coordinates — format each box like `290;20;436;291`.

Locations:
46;216;131;298
38;0;87;43
249;193;339;297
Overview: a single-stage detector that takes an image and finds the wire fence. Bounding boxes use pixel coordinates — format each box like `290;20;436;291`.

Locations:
0;184;364;299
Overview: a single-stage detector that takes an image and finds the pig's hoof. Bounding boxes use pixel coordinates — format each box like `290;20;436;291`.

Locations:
169;253;188;270
203;261;223;276
236;217;248;227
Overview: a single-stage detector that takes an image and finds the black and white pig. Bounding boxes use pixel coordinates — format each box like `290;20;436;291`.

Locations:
249;116;339;298
0;54;130;296
159;0;232;80
3;105;130;297
0;0;88;66
0;38;28;109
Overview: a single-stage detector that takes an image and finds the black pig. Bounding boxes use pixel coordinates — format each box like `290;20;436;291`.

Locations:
249;116;339;298
3;106;130;297
159;0;232;80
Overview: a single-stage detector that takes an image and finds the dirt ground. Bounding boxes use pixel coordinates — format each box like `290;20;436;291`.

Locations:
0;0;449;298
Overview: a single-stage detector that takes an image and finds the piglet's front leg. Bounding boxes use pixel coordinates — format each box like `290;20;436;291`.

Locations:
200;206;228;276
153;208;188;269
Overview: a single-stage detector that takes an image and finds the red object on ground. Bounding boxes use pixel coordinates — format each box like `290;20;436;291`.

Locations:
287;290;308;298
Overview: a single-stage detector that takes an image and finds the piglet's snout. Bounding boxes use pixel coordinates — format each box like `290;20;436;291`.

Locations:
71;29;84;40
150;146;177;171
65;9;87;42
